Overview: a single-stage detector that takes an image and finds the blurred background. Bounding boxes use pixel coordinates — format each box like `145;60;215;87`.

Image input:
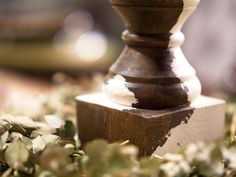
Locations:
0;0;122;73
183;0;236;97
0;0;235;109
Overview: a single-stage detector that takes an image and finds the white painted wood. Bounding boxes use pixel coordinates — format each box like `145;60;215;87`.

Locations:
103;75;138;107
169;47;202;103
170;0;200;33
169;0;202;104
77;92;136;111
152;96;225;156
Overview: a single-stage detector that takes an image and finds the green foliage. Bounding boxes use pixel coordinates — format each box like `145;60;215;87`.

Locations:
0;73;235;177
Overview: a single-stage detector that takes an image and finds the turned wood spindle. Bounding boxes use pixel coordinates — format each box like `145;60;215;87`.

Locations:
104;0;201;109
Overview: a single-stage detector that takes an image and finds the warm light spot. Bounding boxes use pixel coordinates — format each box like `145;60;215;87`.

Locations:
74;31;108;62
64;10;94;37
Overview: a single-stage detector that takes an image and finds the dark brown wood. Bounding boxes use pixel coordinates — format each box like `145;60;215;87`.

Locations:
104;0;201;109
77;96;194;156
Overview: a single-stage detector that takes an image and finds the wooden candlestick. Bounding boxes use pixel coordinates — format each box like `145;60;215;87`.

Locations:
77;0;225;156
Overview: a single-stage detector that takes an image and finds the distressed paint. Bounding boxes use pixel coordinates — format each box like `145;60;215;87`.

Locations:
103;0;202;109
170;0;200;33
169;47;202;103
144;108;194;155
152;110;194;152
103;75;138;107
77;93;225;156
168;0;202;104
152;96;225;156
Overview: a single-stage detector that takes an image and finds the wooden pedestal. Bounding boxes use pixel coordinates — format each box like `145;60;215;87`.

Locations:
76;93;225;156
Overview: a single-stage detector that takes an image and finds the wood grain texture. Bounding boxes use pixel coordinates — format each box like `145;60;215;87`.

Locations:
77;93;225;156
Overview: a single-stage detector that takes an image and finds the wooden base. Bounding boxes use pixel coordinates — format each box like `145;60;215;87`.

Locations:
76;93;225;156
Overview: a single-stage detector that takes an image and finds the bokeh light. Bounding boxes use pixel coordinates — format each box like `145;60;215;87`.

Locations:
74;31;108;63
64;10;94;38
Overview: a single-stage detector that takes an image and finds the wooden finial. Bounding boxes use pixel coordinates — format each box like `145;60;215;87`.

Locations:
103;0;201;109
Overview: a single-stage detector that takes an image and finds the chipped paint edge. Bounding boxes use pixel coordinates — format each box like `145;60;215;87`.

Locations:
152;98;225;156
103;75;138;107
169;47;202;103
170;0;200;33
169;0;202;103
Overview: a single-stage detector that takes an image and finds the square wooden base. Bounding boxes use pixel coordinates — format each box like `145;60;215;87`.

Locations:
76;93;225;156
